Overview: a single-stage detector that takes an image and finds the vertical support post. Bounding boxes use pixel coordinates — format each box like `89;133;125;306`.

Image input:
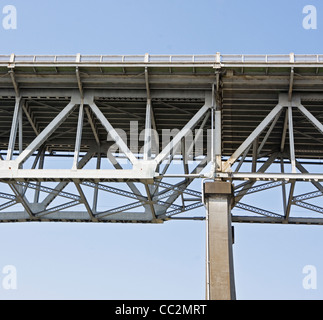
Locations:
252;137;259;172
18;104;23;154
7;96;22;160
288;106;296;173
280;109;289;153
211;88;215;173
34;147;45;203
92;148;101;213
280;156;287;216
18;102;23;171
215;110;222;172
72;102;84;170
144;99;152;160
204;181;236;300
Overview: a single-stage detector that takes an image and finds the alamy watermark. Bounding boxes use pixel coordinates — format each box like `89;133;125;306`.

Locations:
106;121;214;164
303;5;317;29
302;265;317;290
1;5;320;31
2;5;17;30
1;265;17;290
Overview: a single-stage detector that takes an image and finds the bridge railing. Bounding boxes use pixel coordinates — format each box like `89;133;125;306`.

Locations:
1;53;323;65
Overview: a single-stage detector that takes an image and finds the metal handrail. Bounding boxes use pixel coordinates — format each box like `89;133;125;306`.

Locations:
2;53;323;65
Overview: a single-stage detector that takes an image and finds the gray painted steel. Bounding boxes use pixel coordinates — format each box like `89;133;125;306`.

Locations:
0;53;322;224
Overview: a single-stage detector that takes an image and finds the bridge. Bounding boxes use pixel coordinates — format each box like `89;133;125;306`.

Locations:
0;53;322;299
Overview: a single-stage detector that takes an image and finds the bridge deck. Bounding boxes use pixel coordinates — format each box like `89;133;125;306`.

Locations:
0;53;323;159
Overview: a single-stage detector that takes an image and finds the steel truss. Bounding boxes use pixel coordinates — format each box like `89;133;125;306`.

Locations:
0;54;322;224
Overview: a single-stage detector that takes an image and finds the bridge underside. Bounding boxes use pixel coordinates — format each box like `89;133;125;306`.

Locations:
0;53;322;225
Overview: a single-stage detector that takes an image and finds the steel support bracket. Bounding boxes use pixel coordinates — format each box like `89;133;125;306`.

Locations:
279;93;301;108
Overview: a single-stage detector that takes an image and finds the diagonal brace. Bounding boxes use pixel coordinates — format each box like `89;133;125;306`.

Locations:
15;99;77;166
223;104;283;172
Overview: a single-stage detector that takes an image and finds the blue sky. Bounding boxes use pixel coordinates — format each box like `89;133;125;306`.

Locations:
1;0;321;55
0;0;323;300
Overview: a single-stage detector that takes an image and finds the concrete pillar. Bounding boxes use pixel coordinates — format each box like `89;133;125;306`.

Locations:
204;181;236;300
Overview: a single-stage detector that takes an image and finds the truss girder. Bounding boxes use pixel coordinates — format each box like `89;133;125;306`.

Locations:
0;57;322;224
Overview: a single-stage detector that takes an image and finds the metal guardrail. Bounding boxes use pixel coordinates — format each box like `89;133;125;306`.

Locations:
1;53;323;65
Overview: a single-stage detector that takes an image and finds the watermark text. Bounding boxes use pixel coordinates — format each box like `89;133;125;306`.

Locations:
2;5;17;30
303;5;317;29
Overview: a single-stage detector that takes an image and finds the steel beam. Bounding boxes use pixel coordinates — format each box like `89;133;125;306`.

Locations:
75;67;84;100
9;70;19;97
72;103;84;170
294;201;323;214
288;106;296;173
85;106;100;146
235;202;284;219
233;153;278;204
232;216;323;225
143;99;152;161
41;144;97;208
154;93;212;165
216;172;323;182
88;100;138;165
0;168;156;181
74;181;95;221
257;111;282;155
14;100;77;166
214;110;222;172
6;96;22;160
22;102;39;136
223;103;283;171
295;160;323;193
293;190;323;202
297;104;323;135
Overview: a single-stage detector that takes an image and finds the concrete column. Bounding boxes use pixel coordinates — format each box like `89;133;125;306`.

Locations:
204;181;236;300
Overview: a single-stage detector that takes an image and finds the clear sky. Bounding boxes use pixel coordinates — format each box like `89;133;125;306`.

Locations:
0;0;322;300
